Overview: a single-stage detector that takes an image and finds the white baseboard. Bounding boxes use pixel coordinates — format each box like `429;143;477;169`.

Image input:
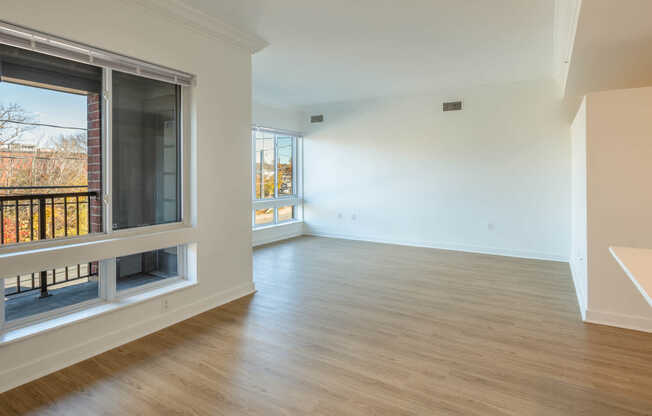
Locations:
253;222;303;247
0;281;255;393
585;308;652;333
569;260;587;320
303;230;569;262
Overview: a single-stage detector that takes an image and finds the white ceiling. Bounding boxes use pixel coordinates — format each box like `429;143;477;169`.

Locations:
180;0;555;108
565;0;652;98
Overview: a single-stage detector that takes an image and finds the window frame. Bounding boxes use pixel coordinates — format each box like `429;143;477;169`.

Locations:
109;73;185;232
0;27;196;336
251;127;302;229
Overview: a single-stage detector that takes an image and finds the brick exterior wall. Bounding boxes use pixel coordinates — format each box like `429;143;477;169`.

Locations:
87;93;102;234
87;94;102;277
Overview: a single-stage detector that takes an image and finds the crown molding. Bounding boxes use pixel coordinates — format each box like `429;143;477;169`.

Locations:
553;0;582;95
130;0;269;54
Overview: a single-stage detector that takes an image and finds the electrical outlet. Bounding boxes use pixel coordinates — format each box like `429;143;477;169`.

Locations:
162;298;169;313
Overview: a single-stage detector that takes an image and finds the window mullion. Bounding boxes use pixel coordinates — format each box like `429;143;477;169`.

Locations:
101;68;115;300
293;136;297;197
99;259;116;301
251;131;256;201
275;135;279;224
0;278;5;331
299;136;304;220
274;134;279;199
102;68;113;235
177;244;187;278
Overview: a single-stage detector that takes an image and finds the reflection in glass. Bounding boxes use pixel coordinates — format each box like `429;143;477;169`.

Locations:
112;71;180;230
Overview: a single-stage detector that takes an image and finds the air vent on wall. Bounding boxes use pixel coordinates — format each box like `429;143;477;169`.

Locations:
310;114;324;123
443;101;462;112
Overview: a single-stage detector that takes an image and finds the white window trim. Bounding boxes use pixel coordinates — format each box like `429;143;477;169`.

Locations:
0;25;198;335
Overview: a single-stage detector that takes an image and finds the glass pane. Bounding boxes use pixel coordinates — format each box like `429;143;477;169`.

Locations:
254;208;274;226
277;205;294;222
4;263;99;322
0;45;103;245
112;71;180;230
117;246;178;292
277;136;293;195
254;131;275;199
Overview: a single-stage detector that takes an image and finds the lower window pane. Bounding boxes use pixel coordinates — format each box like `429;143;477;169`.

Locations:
4;263;99;322
277;205;294;222
116;247;178;292
255;208;274;226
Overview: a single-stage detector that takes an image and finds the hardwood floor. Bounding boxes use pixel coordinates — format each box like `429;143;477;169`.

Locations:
1;236;652;415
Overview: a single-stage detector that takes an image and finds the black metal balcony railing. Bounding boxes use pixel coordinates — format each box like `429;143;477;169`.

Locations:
0;186;99;299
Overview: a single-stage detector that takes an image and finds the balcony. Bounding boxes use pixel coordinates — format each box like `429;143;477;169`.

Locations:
1;186;99;323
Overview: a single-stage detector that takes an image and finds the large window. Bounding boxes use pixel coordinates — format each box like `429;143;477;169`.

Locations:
0;23;194;332
252;128;301;227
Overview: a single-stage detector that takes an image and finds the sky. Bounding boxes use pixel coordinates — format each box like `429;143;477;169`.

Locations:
0;81;87;148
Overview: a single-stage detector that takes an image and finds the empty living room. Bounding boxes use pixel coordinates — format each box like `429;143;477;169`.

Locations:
1;0;652;414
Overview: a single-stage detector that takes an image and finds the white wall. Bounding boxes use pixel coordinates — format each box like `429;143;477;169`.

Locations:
253;102;306;133
584;87;652;331
0;0;254;392
302;80;571;261
570;97;587;318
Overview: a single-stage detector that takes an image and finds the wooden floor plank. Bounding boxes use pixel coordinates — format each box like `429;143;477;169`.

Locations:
1;236;652;415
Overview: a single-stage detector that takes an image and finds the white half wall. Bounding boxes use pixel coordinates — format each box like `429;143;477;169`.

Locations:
570;97;588;318
0;0;254;392
584;87;652;332
302;80;571;261
252;222;303;247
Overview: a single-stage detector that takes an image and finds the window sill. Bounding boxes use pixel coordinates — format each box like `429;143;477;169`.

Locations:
253;219;303;231
252;197;301;210
0;278;196;346
0;222;193;256
0;225;197;277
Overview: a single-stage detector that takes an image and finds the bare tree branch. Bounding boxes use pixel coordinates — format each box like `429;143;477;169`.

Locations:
0;103;35;146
